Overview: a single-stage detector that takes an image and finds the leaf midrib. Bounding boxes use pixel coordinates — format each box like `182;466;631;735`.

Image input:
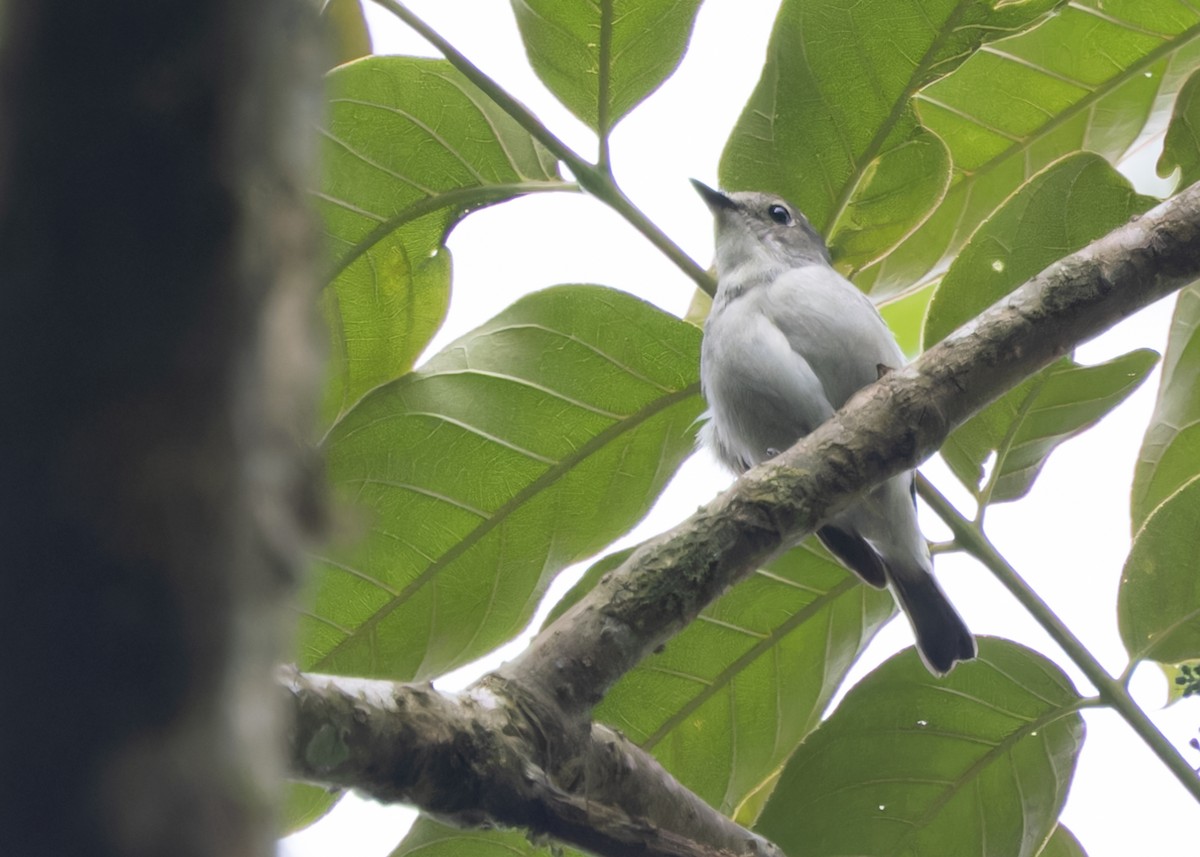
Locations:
825;0;978;233
312;380;702;672
926;17;1200;186
320;180;574;290
892;701;1083;856
638;574;864;750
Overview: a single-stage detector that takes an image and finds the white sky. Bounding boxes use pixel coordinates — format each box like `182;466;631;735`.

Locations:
284;3;1200;855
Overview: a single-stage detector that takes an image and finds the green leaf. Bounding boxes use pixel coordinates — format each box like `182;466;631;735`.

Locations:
924;154;1157;504
322;0;372;67
719;0;1060;286
390;815;553;857
279;783;340;835
878;282;936;358
827;122;952;273
300;286;705;680
942;351;1157;505
1158;68;1200;187
864;0;1200;291
319;57;567;426
592;542;894;815
732;768;782;829
540;547;633;629
1038;825;1088;857
925;153;1156;347
754;638;1085;857
510;0;703;136
1132;284;1200;530
1161;660;1200;705
1120;474;1200;665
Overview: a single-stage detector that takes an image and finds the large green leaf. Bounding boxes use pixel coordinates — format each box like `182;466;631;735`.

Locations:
879;282;937;358
719;0;1060;280
1162;660;1200;704
318;57;567;426
1158;68;1200;187
322;0;372;68
863;0;1200;292
1120;474;1200;665
280;783;340;835
1039;825;1088;857
299;286;705;680
1132;285;1200;530
581;542;894;816
924;153;1157;504
510;0;703;136
540;546;632;629
390;816;551;857
940;351;1157;505
924;154;1156;347
754;638;1085;857
1125;82;1200;528
1133;78;1200;528
428;534;888;826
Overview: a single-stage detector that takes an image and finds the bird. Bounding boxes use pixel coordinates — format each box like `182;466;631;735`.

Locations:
691;179;975;675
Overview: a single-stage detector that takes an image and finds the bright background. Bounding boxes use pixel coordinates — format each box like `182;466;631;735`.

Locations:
284;2;1200;854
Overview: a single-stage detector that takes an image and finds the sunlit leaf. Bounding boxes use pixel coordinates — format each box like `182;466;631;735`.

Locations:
390;815;554;857
1133;284;1200;530
684;286;713;328
924;154;1156;504
510;0;703;135
322;0;372;67
1120;474;1200;665
280;783;340;835
865;0;1200;291
300;286;704;681
591;542;894;815
1161;660;1200;705
879;282;936;358
942;351;1157;504
319;57;567;426
826;122;951;273
732;768;782;829
720;0;1060;288
540;547;633;629
755;638;1085;857
1038;825;1088;857
924;154;1156;347
1158;68;1200;187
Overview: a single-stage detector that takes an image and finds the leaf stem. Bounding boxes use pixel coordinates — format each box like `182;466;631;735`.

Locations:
589;180;716;295
369;0;715;295
928;539;958;555
917;474;1200;803
597;0;614;171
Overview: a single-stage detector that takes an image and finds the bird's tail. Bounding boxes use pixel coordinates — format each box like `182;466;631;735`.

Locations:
888;563;976;676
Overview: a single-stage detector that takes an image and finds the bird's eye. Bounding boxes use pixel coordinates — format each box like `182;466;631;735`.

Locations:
768;204;792;225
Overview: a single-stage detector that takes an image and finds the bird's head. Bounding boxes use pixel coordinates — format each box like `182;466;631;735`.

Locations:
690;180;831;278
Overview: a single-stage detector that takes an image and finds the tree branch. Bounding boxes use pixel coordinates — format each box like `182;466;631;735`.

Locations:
917;474;1200;802
289;184;1200;856
287;672;784;857
501;181;1200;710
368;0;716;295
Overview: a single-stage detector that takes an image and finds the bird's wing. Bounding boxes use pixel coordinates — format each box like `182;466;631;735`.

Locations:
700;299;835;469
764;265;905;409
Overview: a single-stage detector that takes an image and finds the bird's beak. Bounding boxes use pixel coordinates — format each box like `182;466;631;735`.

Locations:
690;179;735;212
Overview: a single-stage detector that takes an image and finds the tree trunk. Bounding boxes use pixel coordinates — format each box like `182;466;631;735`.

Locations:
0;4;323;856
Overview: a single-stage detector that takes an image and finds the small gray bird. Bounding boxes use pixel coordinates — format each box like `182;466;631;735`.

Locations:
692;179;975;675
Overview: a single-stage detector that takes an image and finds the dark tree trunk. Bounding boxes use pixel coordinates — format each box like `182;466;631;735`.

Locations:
0;4;323;856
